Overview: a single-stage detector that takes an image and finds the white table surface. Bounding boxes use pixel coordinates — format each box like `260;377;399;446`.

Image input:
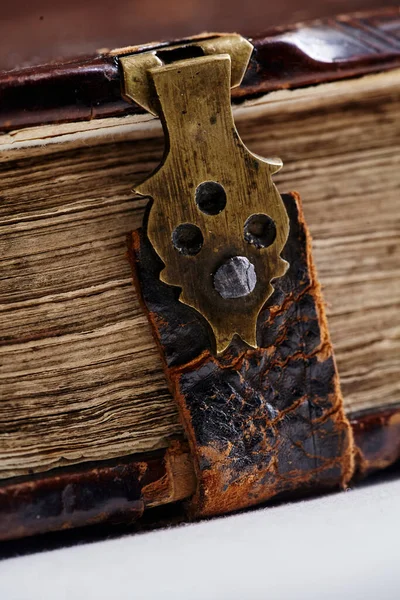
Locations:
1;473;399;600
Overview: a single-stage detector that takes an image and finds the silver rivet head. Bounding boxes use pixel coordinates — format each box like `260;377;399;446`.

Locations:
213;256;257;299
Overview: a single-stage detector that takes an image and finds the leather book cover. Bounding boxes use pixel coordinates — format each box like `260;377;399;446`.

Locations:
0;6;399;542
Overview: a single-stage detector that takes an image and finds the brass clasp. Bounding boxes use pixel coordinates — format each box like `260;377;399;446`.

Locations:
120;35;289;354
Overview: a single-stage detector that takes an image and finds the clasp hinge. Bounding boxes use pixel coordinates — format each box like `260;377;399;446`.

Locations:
120;34;253;115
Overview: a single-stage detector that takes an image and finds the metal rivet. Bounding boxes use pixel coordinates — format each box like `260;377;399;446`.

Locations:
214;256;257;299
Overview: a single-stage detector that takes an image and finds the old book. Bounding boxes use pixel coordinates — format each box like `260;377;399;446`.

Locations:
0;7;399;540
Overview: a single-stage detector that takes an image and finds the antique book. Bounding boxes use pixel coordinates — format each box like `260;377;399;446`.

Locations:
0;7;399;541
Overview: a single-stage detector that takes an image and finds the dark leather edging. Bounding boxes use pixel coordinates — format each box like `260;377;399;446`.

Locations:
0;7;399;132
0;443;194;541
351;405;400;476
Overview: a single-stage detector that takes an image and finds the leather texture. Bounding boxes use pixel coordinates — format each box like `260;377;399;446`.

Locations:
1;8;400;131
130;192;355;516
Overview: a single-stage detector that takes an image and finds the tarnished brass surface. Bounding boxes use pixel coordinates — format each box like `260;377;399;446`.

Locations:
121;36;289;353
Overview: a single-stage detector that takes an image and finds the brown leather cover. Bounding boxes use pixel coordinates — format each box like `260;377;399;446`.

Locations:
0;0;386;72
0;453;152;541
130;192;354;516
351;407;400;477
1;8;400;132
0;442;195;541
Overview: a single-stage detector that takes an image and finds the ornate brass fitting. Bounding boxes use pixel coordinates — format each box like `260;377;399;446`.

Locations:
120;35;289;354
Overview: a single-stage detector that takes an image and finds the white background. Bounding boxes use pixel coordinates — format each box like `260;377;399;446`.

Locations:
1;474;399;600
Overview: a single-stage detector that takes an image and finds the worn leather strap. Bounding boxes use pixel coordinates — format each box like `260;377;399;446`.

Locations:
130;192;354;517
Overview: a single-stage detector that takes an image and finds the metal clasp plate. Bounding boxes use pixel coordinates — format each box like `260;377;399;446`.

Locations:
120;35;289;354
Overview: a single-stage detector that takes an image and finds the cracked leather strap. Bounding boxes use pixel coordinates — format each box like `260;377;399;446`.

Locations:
130;192;355;517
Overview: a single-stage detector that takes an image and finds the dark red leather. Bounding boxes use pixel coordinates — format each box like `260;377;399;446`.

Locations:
1;8;399;132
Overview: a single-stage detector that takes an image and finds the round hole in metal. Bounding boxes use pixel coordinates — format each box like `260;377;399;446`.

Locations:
244;213;276;248
172;223;204;256
195;181;227;215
